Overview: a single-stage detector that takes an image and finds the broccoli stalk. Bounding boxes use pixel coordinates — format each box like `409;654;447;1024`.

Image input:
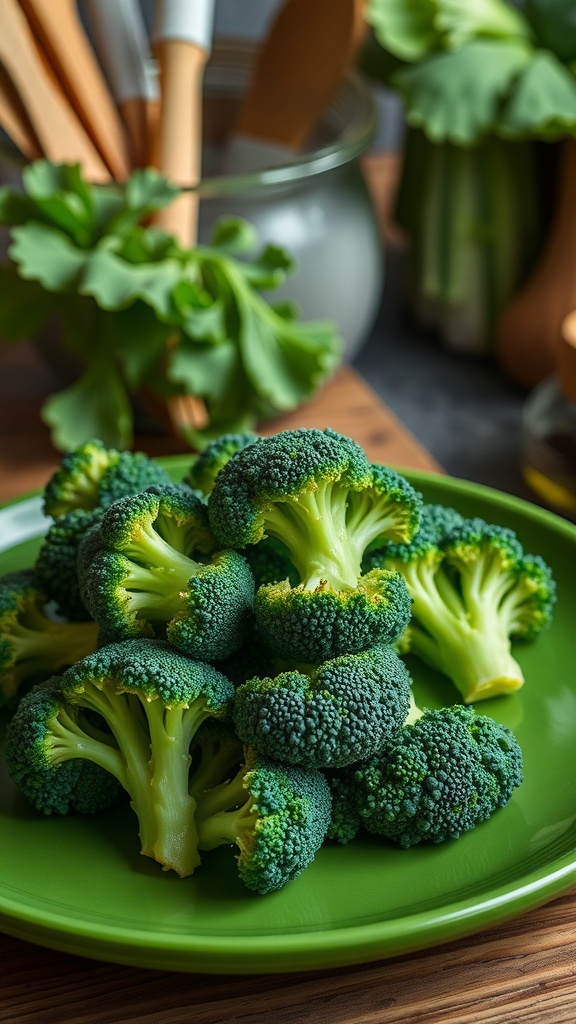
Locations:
6;640;235;877
0;571;99;706
377;507;556;703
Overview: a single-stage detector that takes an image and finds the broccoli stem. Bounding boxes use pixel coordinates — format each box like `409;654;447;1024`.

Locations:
196;767;258;851
262;483;360;590
7;617;99;685
406;561;525;702
64;684;210;876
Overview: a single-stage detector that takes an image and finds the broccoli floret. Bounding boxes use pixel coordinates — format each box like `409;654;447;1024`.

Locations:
243;537;299;589
34;507;106;621
352;704;523;847
185;432;259;497
79;485;255;662
208;428;420;659
0;571;99;707
379;506;556;703
195;747;332;893
233;645;412;769
254;568;411;662
43;439;172;519
6;639;235;877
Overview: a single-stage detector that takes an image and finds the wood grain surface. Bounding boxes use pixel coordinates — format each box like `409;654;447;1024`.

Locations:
0;341;575;1024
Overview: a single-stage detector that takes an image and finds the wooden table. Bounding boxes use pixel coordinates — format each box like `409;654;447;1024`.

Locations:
1;345;575;1024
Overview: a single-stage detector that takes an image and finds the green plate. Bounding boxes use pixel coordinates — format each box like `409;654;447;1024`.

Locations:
1;461;576;974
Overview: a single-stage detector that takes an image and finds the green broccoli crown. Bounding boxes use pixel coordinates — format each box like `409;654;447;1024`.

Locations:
42;440;172;519
5;676;124;815
324;766;363;845
254;568;411;662
7;639;236;877
185;431;259;496
442;517;556;639
196;748;332;893
376;503;466;567
355;705;523;847
34;507;106;621
233;644;412;769
208;429;421;591
0;570;99;706
79;486;254;660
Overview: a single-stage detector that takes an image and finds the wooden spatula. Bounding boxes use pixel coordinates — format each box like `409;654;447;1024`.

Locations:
0;64;42;160
0;0;110;180
83;0;160;168
151;0;214;249
16;0;131;180
224;0;367;173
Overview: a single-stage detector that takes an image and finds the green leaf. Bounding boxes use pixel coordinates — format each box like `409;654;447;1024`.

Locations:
395;39;531;144
104;302;175;387
22;162;95;246
498;51;576;139
239;244;295;290
172;280;226;342
41;360;133;451
9;223;89;292
365;0;442;61
107;168;181;235
435;0;531;49
168;337;243;403
526;0;576;65
78;240;184;318
210;216;258;255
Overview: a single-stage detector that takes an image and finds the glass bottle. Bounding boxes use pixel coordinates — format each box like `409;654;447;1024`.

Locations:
522;310;576;518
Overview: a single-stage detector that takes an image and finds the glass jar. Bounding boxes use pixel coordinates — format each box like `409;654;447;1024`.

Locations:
195;40;384;361
522;310;576;518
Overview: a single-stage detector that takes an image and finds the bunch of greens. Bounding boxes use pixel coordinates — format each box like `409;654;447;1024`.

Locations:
0;162;342;451
363;0;576;351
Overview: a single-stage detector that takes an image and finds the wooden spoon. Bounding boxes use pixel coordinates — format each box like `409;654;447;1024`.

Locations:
496;139;576;388
0;64;42;160
82;0;160;168
224;0;367;173
0;0;110;180
151;0;214;249
17;0;131;180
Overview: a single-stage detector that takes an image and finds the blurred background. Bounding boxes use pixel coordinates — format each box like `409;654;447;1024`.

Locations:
1;0;575;517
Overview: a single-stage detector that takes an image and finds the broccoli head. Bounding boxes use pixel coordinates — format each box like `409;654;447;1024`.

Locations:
195;747;332;893
79;485;255;661
352;704;523;847
0;571;99;707
208;428;420;659
34;507;106;621
42;439;172;519
185;432;259;497
233;645;413;769
376;505;556;702
6;639;235;877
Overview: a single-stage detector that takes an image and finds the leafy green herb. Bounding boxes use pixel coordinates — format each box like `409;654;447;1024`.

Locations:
0;164;342;451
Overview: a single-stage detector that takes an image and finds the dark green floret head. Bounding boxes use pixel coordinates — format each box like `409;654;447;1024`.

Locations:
254;567;411;662
42;440;171;519
0;570;99;707
196;748;332;893
233;644;413;769
185;431;259;496
355;705;523;847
